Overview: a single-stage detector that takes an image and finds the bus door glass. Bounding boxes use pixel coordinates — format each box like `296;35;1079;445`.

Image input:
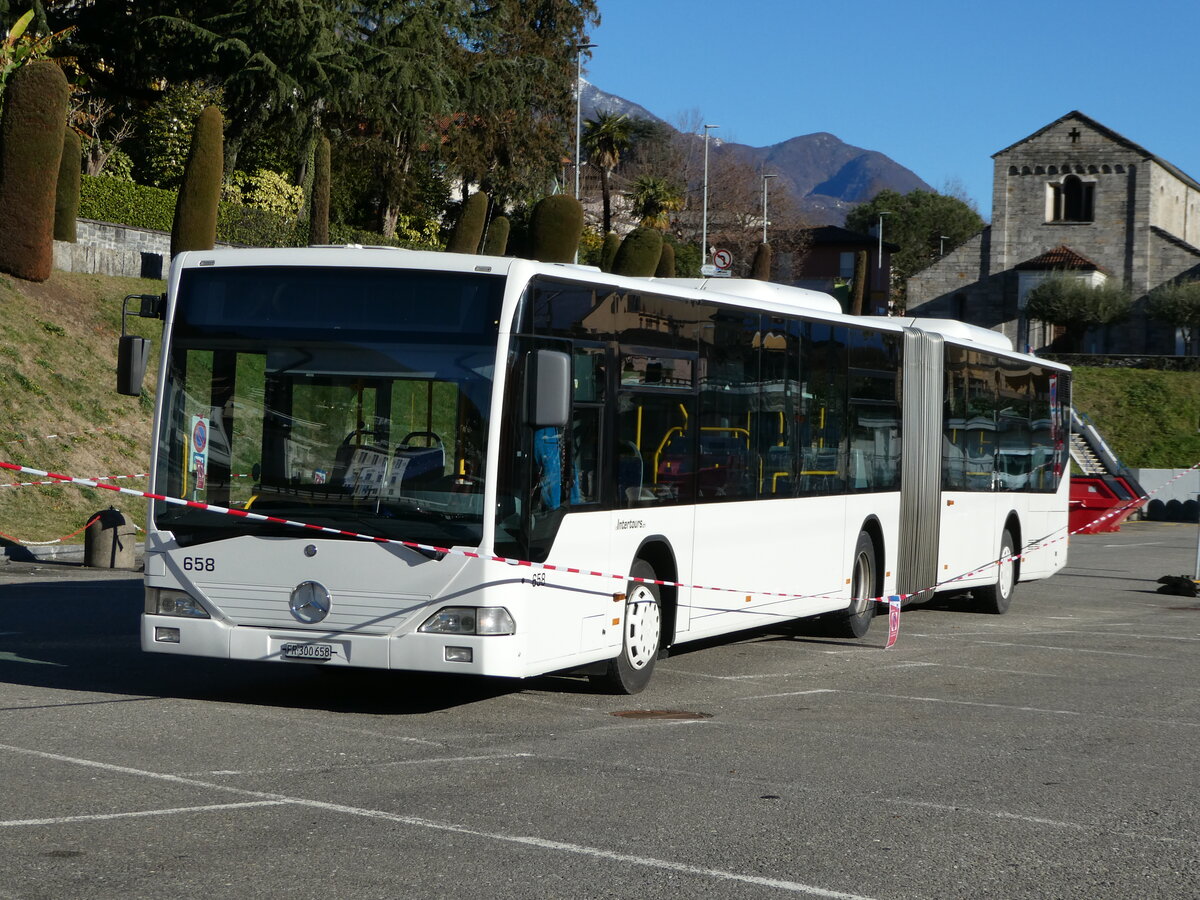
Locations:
617;349;695;506
697;309;760;500
996;360;1034;491
798;321;848;494
757;315;799;497
847;328;901;492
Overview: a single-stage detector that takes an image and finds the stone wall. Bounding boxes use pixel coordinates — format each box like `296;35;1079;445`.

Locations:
52;219;233;281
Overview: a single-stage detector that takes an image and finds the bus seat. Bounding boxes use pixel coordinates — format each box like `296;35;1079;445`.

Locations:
618;441;648;505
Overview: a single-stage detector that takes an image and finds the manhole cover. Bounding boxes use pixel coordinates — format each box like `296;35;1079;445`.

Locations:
611;709;712;720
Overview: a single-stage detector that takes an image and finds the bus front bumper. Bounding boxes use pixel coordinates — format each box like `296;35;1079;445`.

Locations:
142;614;529;677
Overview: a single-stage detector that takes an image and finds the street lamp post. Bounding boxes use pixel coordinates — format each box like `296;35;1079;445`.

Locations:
761;173;778;243
573;43;597;202
877;211;891;292
940;234;950;255
702;124;718;267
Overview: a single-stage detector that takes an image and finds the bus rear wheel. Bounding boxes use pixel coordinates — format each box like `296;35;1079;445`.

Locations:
976;528;1018;614
591;560;662;694
830;531;877;639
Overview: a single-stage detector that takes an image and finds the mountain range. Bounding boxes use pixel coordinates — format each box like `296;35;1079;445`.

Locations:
580;81;931;226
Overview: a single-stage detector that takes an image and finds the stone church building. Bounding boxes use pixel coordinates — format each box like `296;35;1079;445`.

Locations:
907;111;1200;354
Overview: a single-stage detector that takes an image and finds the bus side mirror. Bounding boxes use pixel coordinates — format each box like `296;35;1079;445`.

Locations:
526;349;571;428
117;335;150;396
116;293;163;397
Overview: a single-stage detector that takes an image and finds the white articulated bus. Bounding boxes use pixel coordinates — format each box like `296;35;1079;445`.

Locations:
119;246;1071;693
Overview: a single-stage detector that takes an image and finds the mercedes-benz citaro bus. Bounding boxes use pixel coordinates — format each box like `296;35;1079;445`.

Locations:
117;246;1071;693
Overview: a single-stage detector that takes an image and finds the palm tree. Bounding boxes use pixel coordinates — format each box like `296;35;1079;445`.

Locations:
626;174;684;230
581;110;633;234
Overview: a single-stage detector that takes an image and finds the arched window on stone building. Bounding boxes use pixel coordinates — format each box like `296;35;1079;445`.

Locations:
1048;174;1095;222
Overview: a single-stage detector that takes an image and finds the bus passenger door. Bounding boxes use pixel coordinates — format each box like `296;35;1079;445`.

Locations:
614;350;697;636
938;349;999;591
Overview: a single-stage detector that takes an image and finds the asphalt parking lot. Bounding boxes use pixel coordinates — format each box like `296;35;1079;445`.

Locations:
1;521;1198;900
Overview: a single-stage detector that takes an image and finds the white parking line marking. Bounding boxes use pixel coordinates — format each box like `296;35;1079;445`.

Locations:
740;689;837;701
885;799;1196;846
975;641;1173;659
188;752;536;778
883;661;1064;678
739;690;1199;728
0;743;874;899
0;801;287;828
1040;630;1200;643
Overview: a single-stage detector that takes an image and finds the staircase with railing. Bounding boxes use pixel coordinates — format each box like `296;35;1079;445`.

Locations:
1069;409;1147;533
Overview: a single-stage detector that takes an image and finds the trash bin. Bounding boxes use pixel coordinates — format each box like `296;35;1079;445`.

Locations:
84;507;137;569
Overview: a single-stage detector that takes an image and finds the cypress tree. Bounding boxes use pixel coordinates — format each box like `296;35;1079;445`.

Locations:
0;60;68;282
851;249;868;315
528;195;583;263
308;133;330;245
611;227;662;277
655;242;676;277
482;215;510;256
599;231;620;272
447;191;488;254
751;242;771;280
170;106;224;257
54;128;82;243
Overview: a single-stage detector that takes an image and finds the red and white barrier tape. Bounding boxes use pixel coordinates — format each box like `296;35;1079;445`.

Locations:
1;472;151;489
0;513;103;547
2;458;1197;642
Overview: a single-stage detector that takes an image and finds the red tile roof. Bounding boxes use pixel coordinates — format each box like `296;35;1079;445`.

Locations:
1014;245;1106;272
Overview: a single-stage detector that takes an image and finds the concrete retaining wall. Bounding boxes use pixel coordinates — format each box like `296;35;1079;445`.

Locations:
1133;467;1200;522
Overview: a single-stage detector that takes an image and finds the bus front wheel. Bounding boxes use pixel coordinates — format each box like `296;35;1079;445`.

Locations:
831;531;878;639
591;560;662;694
975;528;1018;614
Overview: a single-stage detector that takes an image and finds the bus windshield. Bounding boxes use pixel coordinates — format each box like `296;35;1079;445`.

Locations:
153;265;504;548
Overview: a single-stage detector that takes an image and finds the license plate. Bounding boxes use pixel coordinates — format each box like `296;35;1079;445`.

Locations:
281;642;333;661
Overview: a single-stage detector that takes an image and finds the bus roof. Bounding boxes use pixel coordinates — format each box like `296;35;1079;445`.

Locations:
647;278;843;314
169;248;1052;365
899;317;1015;352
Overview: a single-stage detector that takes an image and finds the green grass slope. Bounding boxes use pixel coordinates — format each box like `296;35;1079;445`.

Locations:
0;271;162;550
1072;367;1200;469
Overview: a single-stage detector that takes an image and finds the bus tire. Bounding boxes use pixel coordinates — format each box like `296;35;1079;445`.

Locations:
976;528;1017;614
831;530;877;639
591;560;662;694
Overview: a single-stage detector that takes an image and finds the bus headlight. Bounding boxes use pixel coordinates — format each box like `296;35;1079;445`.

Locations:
150;588;210;618
419;606;515;635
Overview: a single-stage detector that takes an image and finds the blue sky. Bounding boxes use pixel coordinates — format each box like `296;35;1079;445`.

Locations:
585;0;1199;221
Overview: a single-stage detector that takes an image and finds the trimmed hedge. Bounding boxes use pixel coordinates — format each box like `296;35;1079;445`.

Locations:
80;176;176;231
77;174;442;251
